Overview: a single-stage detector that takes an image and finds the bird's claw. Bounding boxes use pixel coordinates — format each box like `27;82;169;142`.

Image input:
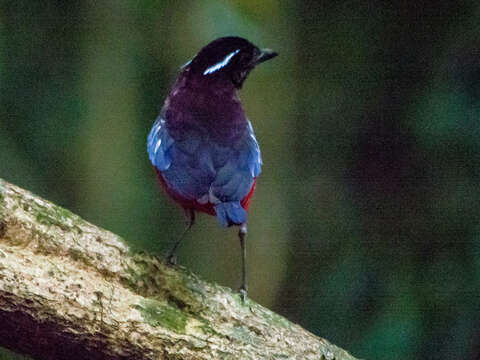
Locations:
165;254;177;266
239;286;248;303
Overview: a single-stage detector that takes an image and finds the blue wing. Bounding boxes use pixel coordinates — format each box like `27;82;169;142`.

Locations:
210;121;261;200
147;117;262;227
147;116;174;171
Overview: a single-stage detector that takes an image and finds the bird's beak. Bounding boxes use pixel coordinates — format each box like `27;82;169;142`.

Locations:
255;48;278;64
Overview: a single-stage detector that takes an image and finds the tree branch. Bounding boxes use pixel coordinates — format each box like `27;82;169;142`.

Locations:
0;178;358;360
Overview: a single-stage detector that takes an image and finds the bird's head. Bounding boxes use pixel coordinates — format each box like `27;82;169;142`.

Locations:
183;36;278;89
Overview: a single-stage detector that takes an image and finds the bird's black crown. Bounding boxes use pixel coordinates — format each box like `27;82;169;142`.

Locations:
185;36;277;88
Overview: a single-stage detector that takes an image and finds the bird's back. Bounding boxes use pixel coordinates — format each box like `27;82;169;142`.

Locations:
148;82;262;227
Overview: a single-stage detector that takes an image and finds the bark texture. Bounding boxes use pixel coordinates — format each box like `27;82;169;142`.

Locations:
0;178;358;360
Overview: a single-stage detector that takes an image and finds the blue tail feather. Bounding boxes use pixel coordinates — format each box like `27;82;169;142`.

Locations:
214;202;247;227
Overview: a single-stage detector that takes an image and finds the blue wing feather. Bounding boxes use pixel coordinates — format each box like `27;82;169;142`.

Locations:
147;116;174;171
210;120;261;201
245;121;262;178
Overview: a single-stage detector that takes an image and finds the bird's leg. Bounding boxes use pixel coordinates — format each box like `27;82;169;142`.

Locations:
238;223;248;302
166;209;195;265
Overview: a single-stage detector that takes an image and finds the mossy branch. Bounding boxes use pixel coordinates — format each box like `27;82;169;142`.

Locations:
0;178;358;360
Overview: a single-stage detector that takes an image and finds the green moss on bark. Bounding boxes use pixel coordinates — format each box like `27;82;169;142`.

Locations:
134;298;188;333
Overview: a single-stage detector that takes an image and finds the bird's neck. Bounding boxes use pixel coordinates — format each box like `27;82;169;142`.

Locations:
165;74;247;142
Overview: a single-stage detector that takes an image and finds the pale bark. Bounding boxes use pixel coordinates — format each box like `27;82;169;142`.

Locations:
0;178;358;360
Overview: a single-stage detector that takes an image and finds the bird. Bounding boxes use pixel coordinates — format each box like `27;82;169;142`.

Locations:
147;36;277;300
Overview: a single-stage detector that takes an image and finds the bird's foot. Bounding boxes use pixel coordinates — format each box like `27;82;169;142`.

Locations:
239;286;248;303
165;253;177;266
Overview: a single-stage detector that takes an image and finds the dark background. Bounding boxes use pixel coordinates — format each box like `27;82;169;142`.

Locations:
1;1;479;359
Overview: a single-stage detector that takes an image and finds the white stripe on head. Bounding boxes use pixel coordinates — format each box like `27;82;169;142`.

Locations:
203;49;240;75
180;59;192;69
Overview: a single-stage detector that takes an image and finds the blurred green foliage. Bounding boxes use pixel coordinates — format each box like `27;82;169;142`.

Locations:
1;1;479;359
